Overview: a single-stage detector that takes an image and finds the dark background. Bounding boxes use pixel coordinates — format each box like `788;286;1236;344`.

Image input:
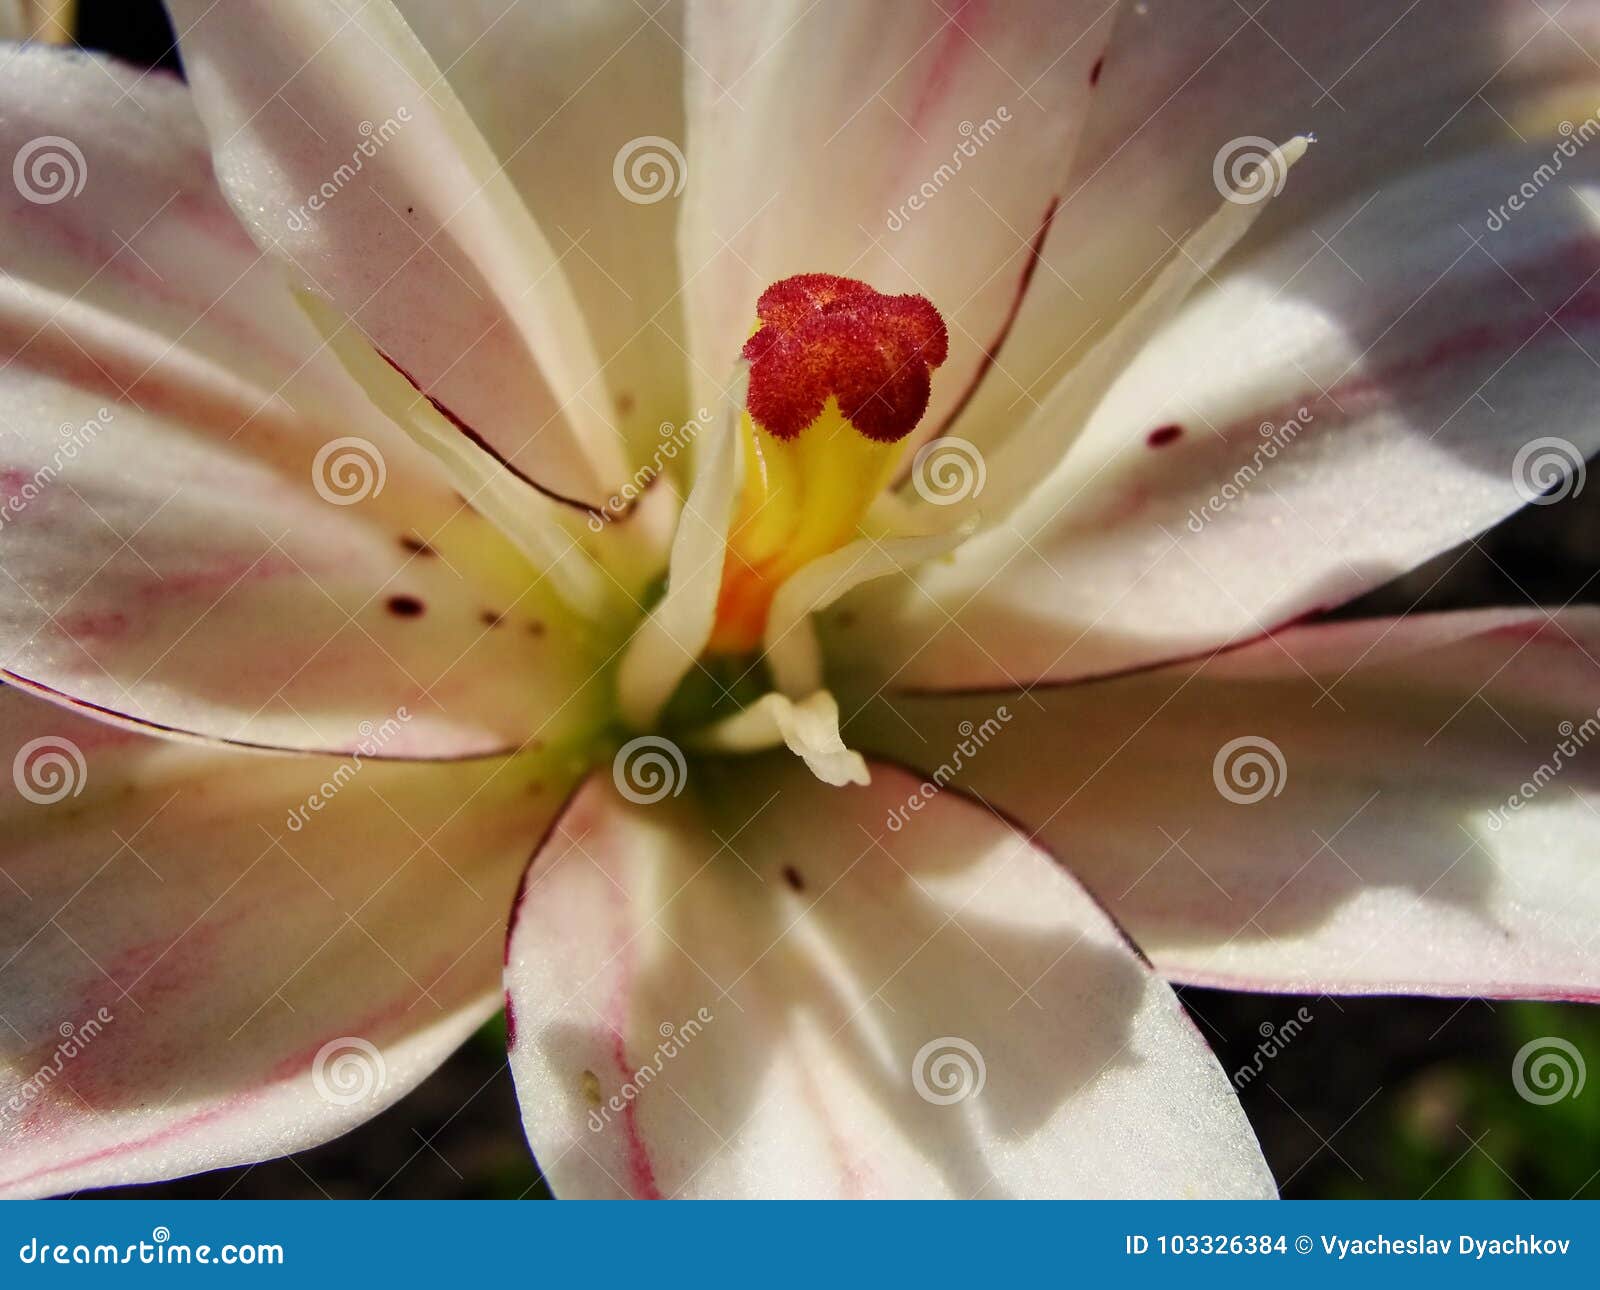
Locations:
59;0;1600;1200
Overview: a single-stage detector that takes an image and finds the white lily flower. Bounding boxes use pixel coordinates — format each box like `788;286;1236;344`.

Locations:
1;0;1597;1198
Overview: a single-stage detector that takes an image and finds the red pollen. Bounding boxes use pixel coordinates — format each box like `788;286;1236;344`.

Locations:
742;273;948;443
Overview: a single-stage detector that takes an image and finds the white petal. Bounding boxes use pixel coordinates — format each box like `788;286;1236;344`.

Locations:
874;609;1600;999
295;292;625;620
838;140;1600;689
393;0;692;463
679;0;1110;444
0;48;604;756
0;682;565;1196
953;0;1600;439
504;760;1273;1198
166;0;627;508
950;136;1310;525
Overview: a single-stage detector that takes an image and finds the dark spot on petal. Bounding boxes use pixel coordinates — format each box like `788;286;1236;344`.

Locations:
616;391;635;416
834;608;858;629
399;534;434;556
782;865;805;892
1089;55;1105;86
504;991;518;1050
406;205;415;215
580;1069;603;1108
1146;423;1183;448
386;594;425;618
480;609;504;628
527;621;546;638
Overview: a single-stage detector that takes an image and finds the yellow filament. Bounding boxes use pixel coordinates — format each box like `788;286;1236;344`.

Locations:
709;400;904;654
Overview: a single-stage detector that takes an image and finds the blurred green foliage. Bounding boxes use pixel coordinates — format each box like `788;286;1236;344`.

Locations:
1329;1003;1600;1200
